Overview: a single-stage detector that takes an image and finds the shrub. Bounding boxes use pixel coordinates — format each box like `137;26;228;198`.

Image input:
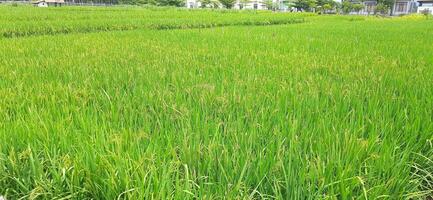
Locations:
341;1;352;14
375;3;389;15
351;3;364;13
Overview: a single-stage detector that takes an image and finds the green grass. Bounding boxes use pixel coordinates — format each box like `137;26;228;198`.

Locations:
0;6;433;199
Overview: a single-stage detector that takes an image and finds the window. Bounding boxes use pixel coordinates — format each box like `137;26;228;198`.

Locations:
364;2;376;13
253;3;258;9
395;2;408;12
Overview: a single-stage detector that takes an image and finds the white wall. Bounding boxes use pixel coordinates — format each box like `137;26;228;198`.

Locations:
418;5;433;14
234;1;266;10
186;0;201;8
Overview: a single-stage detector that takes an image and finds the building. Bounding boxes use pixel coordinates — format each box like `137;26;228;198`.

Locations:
350;1;377;15
186;0;201;8
186;0;424;15
186;0;292;10
349;0;417;15
32;0;65;7
235;0;267;10
235;0;292;10
417;0;433;14
393;0;418;15
34;0;48;6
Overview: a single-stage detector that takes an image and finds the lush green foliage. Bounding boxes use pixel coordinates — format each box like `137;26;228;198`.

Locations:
0;6;433;199
217;0;236;8
291;0;338;12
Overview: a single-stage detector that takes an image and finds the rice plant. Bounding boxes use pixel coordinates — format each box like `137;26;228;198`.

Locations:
0;6;432;199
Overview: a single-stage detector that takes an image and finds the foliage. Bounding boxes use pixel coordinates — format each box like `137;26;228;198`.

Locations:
351;3;364;13
283;0;296;9
292;0;318;12
160;0;184;6
263;0;279;10
341;1;352;14
375;3;389;14
377;0;394;13
263;0;272;9
200;0;219;8
321;3;332;13
340;1;363;14
333;2;341;14
293;0;310;11
308;0;317;11
117;0;183;6
199;0;211;7
314;0;337;13
323;3;332;10
218;0;236;8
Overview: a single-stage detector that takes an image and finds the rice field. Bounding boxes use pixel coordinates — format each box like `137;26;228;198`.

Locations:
0;5;433;199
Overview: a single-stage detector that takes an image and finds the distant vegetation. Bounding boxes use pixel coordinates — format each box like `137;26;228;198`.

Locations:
0;0;405;15
0;6;311;38
0;6;432;200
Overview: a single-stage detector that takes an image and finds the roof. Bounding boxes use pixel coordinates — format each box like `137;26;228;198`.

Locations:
417;0;433;2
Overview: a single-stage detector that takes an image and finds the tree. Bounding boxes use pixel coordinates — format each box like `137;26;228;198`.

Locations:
157;0;184;6
293;0;309;11
351;3;364;13
264;0;279;10
375;3;389;14
378;0;394;14
200;0;212;7
334;2;342;14
315;0;335;13
283;0;296;11
211;0;220;7
341;1;352;14
218;0;236;8
264;0;273;9
308;0;317;12
323;3;332;13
